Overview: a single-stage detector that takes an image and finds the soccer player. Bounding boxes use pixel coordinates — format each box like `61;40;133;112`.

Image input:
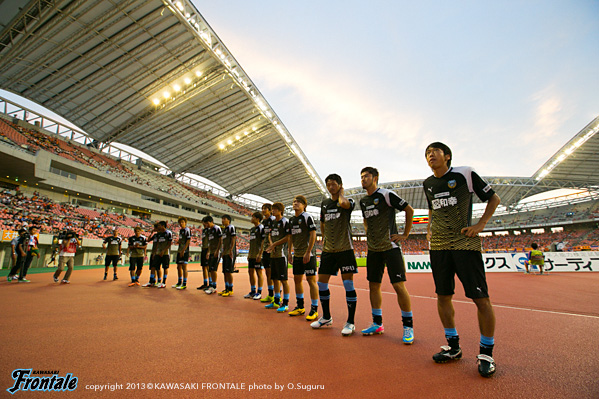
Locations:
174;217;191;289
7;229;26;281
196;219;211;290
148;221;172;288
310;174;358;336
8;233;20;280
53;231;81;284
287;195;319;321
265;202;291;312
245;211;264;300
525;243;544;274
260;203;275;303
143;223;160;287
126;227;147;286
102;228;121;280
359;167;415;344
219;215;237;296
424;142;501;378
203;216;222;295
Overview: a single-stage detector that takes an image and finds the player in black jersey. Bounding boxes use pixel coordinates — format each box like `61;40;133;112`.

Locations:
260;203;275;303
310;174;358;336
219;215;237;296
126;227;147;286
266;202;291;312
197;219;211;290
359;167;415;344
245;211;264;300
174;217;191;289
424;142;500;377
102;228;121;281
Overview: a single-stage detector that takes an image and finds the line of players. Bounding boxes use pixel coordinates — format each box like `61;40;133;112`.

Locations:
70;142;500;378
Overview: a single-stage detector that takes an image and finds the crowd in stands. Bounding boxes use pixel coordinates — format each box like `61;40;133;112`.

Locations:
0;116;256;218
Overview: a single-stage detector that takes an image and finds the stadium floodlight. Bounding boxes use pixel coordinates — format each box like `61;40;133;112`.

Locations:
252;127;257;131
173;84;181;92
227;139;232;145
163;91;170;99
176;2;184;11
195;70;202;77
218;144;225;150
235;135;240;140
152;98;160;105
184;77;191;85
244;131;248;135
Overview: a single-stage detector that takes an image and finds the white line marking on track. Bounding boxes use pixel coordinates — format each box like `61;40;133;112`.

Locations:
328;284;599;320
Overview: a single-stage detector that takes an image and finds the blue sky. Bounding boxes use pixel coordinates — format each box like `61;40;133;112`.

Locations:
2;1;598;193
196;0;599;189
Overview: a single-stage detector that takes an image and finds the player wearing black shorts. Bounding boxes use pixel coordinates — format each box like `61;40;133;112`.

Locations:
203;216;222;295
174;217;191;289
219;215;237;297
359;167;415;344
147;221;172;288
310;174;358;336
126;227;147;286
265;202;291;312
102;229;121;281
245;211;264;300
424;142;501;377
287;195;319;321
197;220;211;290
260;204;275;303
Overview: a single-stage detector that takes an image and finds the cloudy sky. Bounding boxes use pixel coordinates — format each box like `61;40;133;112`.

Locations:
196;0;599;189
2;1;597;193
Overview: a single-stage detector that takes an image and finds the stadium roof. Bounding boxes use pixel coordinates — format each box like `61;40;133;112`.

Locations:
0;0;326;204
343;117;599;210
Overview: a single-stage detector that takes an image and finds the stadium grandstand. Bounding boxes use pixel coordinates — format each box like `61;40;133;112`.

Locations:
0;0;598;269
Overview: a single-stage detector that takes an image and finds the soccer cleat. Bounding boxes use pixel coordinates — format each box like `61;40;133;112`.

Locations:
172;284;181;288
135;281;141;286
403;326;415;345
253;293;262;300
277;304;289;313
244;292;254;298
341;323;355;336
128;282;137;287
142;282;154;287
217;289;228;296
264;302;279;309
477;354;496;377
433;346;463;363
288;307;305;316
311;317;333;329
204;287;216;294
260;295;274;303
53;277;59;283
157;283;166;288
61;280;70;284
221;291;233;297
197;284;208;290
113;275;118;280
103;275;107;281
154;282;161;287
361;323;384;335
306;310;319;321
176;285;187;290
18;279;31;283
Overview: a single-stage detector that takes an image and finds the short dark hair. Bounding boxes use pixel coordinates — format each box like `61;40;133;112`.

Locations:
203;216;213;223
158;221;167;228
325;174;342;185
272;202;285;212
222;215;231;222
360;167;379;178
531;243;538;250
29;226;37;232
294;195;307;207
261;203;272;211
252;211;262;220
426;142;452;167
178;217;187;223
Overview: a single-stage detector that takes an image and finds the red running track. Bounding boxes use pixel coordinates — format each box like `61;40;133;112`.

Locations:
0;267;598;398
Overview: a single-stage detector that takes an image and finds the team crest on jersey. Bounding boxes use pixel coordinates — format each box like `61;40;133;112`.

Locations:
448;180;457;189
373;198;379;205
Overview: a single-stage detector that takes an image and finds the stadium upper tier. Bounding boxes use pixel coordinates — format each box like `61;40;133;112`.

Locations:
0;113;258;222
0;0;326;204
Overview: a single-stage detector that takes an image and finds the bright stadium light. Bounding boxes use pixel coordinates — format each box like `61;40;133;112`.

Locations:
196;71;202;77
176;2;184;11
184;77;191;85
227;139;232;145
173;84;181;92
218;144;225;150
152;98;160;105
235;135;240;140
163;91;170;99
244;131;248;135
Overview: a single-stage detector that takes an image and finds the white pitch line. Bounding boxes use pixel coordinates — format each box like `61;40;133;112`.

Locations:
328;284;599;320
